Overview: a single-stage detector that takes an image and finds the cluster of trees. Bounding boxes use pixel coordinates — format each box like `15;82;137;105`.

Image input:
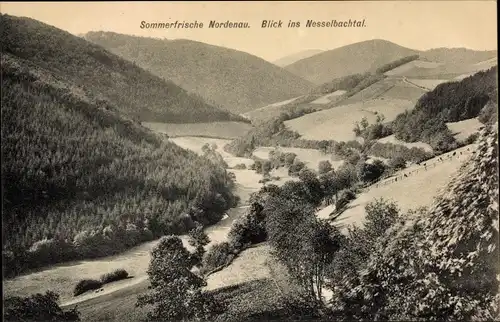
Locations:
1;57;237;277
392;66;497;152
136;235;222;321
353;114;393;141
1;14;247;123
375;54;420;74
251;150;308;178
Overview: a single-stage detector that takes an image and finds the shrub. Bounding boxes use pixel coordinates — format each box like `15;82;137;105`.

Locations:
335;189;356;212
99;269;129;284
288;159;306;177
202;242;235;273
232;163;247;170
73;279;103;296
388;156;407;171
318;160;333;175
465;132;480;144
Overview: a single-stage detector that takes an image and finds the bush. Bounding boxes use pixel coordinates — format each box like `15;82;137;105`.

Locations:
335;189;356;212
388;156;407;171
232;163;247;170
202;242;235;273
99;269;129;284
73;279;103;296
288;159;306;177
465;132;480;144
318;160;333;175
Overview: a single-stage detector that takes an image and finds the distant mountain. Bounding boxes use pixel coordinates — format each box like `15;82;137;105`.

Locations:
84;32;314;114
0;14;244;123
273;49;324;67
421;47;497;64
284;39;419;84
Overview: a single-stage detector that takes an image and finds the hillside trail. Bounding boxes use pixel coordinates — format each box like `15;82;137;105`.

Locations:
4;140;258;308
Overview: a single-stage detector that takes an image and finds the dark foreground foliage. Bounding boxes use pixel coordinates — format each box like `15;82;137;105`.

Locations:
4;291;81;321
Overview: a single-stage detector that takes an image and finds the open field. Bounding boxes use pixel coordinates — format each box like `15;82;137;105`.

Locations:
446;118;483;142
339;77;427;106
253;146;344;171
377;134;434;152
317;144;476;227
67;244;281;322
169;136;254;168
310;90;346;104
143;121;252;139
205;243;272;291
285;98;414;141
384;60;444;76
405;78;449;90
384;58;497;80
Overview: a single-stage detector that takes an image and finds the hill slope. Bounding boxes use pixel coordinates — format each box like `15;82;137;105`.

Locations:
84;32;314;114
1;48;237;277
0;14;242;123
421;47;497;64
335;127;499;320
272;49;324;67
284;39;419;84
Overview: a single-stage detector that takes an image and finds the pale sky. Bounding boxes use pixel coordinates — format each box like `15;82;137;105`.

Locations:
1;1;497;62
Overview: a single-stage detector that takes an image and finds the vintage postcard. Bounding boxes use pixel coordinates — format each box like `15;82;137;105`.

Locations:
1;1;498;321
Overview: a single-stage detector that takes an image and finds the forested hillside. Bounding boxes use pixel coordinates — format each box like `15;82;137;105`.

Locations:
392;66;497;151
1;52;238;277
0;14;244;123
84;31;314;114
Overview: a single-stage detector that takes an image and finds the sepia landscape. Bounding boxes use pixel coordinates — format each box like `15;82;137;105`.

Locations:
1;2;499;321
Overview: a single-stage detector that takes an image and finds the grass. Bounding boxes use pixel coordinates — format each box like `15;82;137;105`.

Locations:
142;121;253;139
3;241;157;304
377;134;434;152
252;146;344;172
68;243;284;322
384;58;497;80
405;78;449;90
168;136;255;169
337;77;426;105
446;118;484;142
310;90;346;104
284;98;414;142
205;243;272;291
317;144;476;227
